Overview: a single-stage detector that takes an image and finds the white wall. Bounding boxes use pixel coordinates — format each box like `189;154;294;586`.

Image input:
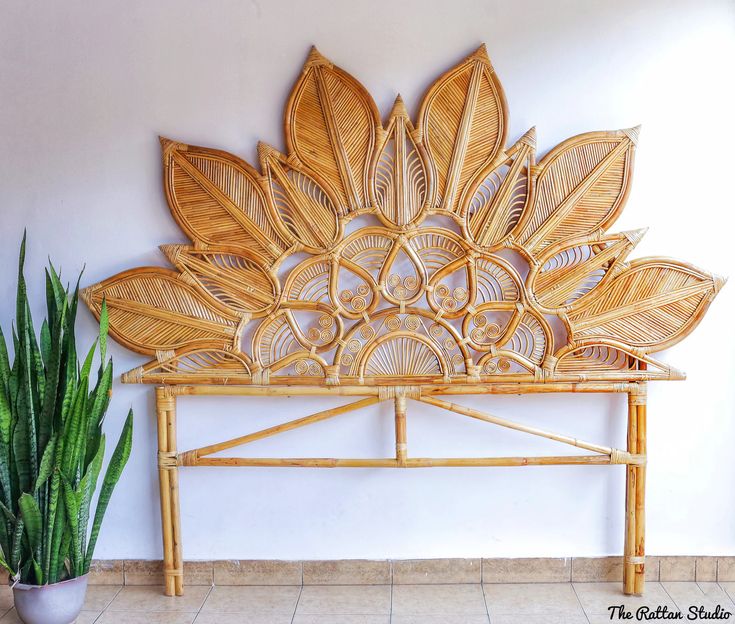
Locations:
1;0;734;560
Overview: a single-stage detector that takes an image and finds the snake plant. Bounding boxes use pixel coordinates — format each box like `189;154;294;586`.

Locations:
0;233;133;585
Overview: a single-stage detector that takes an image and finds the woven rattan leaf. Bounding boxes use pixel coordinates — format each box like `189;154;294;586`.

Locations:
565;259;724;352
513;128;637;256
418;45;508;216
285;47;380;214
82;268;239;356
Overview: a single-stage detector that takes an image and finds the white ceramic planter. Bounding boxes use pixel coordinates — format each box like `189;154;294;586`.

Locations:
12;574;88;624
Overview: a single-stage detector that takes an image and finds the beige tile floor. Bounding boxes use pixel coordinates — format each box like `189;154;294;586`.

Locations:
0;581;733;623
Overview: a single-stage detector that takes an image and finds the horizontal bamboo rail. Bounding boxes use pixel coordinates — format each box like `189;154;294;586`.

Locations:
183;454;644;468
126;369;685;385
166;381;637;397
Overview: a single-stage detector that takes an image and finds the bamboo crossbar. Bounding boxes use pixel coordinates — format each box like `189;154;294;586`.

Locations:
183;454;645;468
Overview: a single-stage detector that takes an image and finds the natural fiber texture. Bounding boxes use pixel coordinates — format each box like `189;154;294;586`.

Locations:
81;45;723;387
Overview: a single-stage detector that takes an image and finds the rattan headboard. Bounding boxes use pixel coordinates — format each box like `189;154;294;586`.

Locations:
81;46;724;599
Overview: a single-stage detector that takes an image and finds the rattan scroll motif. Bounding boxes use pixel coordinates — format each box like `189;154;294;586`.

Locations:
82;45;724;386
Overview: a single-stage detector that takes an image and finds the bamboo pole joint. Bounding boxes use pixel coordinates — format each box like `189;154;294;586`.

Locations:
629;383;648;405
158;451;178;469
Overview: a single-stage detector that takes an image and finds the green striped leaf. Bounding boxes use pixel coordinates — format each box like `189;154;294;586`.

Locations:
12;393;32;494
0;390;12;509
46;474;64;583
10;517;24;573
77;436;105;571
61;377;87;479
60;476;80;576
85;410;132;572
80;340;97;384
34;435;56;493
0;327;10;395
0;543;15;576
85;361;112;466
19;493;42;579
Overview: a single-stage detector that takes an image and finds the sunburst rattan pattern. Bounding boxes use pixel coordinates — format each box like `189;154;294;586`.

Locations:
83;45;722;387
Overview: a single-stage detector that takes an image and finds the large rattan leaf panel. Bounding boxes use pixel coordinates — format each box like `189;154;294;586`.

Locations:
82;45;724;386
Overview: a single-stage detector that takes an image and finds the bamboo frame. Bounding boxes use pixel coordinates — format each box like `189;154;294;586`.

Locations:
155;381;648;596
82;46;723;598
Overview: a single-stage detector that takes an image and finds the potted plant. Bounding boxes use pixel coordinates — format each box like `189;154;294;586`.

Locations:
0;234;133;624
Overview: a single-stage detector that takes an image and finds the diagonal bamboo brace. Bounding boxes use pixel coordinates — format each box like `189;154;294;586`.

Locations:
180;396;382;464
417;394;625;458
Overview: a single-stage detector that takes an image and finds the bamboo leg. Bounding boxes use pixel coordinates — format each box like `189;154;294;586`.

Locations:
395;395;407;467
634;391;647;595
165;394;184;596
623;392;637;595
155;388;176;597
623;383;646;595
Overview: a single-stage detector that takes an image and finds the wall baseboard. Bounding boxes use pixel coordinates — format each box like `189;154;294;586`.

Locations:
88;556;729;586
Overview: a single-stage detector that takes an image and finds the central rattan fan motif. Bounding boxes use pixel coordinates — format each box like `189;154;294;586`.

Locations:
82;45;723;386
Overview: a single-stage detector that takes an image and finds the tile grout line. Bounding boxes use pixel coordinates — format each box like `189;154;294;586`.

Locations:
193;583;215;623
481;581;492;624
659;580;685;615
570;582;592;624
719;581;735;606
291;559;304;624
389;560;393;618
711;582;735;612
290;583;303;624
719;580;728;599
389;583;393;623
106;584;124;618
698;578;735;609
90;583;124;623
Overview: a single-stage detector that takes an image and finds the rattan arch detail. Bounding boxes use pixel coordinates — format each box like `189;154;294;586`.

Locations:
82;45;724;598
